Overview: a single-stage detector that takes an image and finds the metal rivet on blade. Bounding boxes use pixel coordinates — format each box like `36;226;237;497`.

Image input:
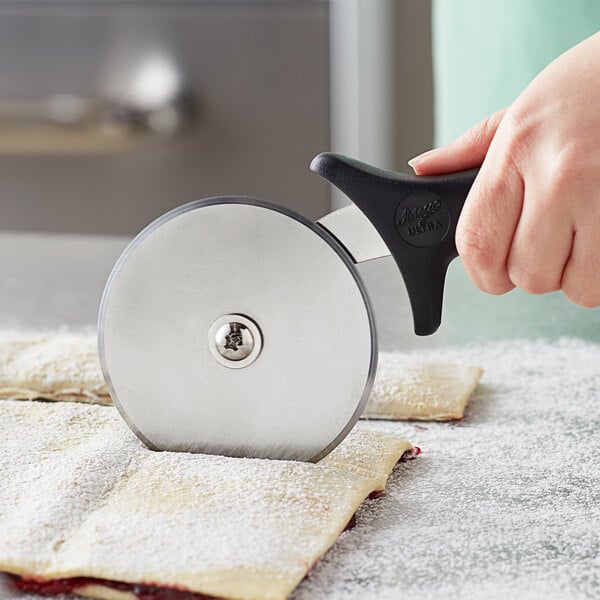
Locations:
208;314;263;369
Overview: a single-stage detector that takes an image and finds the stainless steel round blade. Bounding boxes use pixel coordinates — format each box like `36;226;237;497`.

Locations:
98;197;377;461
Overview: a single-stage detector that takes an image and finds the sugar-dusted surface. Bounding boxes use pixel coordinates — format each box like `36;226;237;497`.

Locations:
0;401;411;600
1;338;599;600
292;338;600;599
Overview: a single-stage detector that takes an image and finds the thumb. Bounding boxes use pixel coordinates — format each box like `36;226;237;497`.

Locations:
409;107;508;175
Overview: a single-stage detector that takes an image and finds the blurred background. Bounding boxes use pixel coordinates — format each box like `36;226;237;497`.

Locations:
0;0;432;233
0;0;597;345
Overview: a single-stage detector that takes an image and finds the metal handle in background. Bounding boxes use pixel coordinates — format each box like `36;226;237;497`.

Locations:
312;152;478;336
0;92;196;155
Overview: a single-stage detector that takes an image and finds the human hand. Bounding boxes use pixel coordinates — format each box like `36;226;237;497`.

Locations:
409;32;600;308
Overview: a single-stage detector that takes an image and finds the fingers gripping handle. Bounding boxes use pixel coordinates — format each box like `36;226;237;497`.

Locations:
310;152;478;336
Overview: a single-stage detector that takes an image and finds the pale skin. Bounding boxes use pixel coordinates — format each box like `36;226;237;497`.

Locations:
409;31;600;308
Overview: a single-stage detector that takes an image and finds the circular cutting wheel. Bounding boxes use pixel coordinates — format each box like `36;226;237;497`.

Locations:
98;197;377;461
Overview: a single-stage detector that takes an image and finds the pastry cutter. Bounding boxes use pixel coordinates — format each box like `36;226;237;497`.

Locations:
98;153;477;461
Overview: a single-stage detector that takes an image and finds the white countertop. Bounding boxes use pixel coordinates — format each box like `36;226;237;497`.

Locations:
0;231;128;332
294;339;600;599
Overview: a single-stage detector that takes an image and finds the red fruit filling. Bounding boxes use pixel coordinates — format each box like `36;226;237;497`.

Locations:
5;574;215;600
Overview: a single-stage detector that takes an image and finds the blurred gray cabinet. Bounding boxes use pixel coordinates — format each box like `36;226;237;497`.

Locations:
0;1;330;234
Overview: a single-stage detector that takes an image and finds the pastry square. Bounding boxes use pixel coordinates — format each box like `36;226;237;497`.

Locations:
0;400;416;600
364;353;483;420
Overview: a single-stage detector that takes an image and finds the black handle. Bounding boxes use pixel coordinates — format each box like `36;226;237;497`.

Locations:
310;152;478;336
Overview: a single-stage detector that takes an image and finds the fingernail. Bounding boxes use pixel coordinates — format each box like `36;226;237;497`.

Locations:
408;148;437;167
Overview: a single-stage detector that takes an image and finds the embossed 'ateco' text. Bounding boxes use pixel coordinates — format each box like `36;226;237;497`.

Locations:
397;199;442;226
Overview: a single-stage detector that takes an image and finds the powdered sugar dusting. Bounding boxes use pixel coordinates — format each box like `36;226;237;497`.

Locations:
0;401;411;600
0;333;109;404
1;338;598;599
365;354;482;420
291;338;600;599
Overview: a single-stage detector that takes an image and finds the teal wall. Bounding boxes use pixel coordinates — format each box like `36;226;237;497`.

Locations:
431;0;600;342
